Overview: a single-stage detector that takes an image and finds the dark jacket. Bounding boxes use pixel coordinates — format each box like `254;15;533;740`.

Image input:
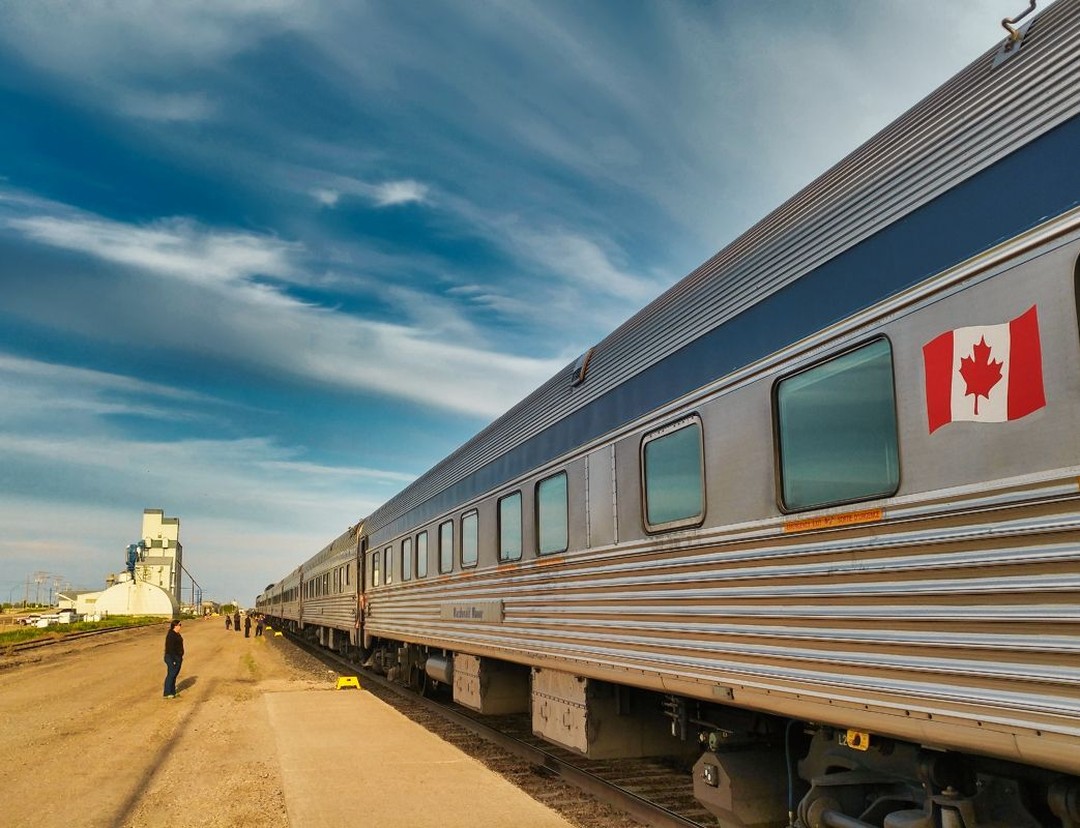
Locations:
165;628;184;658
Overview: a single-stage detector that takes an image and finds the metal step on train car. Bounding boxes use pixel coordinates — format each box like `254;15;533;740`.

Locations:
258;3;1080;826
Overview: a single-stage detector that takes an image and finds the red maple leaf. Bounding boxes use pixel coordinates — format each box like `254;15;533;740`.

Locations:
958;336;1003;415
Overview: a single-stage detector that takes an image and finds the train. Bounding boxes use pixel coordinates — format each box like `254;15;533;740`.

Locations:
257;4;1080;827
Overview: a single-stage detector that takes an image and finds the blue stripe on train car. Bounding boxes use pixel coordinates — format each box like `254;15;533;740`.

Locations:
381;111;1080;539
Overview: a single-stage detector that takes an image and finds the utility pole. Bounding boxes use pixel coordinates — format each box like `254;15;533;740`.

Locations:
32;571;48;606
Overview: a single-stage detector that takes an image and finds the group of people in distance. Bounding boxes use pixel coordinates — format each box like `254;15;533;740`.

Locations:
163;609;268;699
224;609;264;638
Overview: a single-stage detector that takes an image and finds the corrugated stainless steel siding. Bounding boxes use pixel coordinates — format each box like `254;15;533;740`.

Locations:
365;1;1080;537
364;475;1080;772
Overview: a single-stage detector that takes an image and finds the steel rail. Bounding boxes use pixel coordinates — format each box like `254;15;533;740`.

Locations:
2;622;162;653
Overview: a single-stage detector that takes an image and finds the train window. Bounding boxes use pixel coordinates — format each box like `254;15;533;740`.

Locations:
414;531;427;578
416;531;428;578
372;551;380;587
536;471;568;555
641;416;705;531
439;520;454;574
776;337;899;511
402;537;412;581
498;491;522;561
384;546;393;584
346;563;350;587
461;510;478;568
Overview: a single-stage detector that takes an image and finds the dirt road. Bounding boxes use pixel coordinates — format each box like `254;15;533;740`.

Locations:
0;618;330;828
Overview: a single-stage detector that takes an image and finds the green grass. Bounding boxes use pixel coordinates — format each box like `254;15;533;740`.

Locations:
0;615;166;646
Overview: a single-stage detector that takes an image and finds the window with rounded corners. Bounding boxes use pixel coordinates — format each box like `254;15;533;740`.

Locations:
536;471;568;555
383;546;392;584
641;415;705;532
439;520;454;574
775;337;900;512
461;510;478;568
371;551;380;588
416;531;428;578
401;537;412;581
498;491;522;561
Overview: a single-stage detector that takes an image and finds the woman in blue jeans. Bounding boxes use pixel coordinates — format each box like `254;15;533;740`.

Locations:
163;620;184;699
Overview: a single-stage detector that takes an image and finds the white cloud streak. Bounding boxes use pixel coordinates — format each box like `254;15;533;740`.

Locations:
3;200;562;418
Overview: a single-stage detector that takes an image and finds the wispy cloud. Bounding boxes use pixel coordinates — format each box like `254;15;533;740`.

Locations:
307;177;428;210
3;199;562;418
372;180;428;206
7;213;299;288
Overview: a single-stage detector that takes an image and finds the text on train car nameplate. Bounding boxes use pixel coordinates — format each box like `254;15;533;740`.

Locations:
440;601;504;622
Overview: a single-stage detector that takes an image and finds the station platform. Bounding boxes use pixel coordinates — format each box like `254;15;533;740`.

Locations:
264;686;575;828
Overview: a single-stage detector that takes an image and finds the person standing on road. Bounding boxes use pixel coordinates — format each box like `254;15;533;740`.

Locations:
163;620;184;699
255;615;264;637
243;614;251;638
225;614;231;630
233;609;241;632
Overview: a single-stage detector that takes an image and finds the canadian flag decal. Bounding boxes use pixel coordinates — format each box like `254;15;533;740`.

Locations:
922;305;1045;434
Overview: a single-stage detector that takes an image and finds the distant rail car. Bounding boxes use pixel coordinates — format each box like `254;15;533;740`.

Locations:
258;4;1080;826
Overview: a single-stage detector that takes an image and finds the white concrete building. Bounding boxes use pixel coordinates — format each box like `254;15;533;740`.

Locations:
137;508;183;604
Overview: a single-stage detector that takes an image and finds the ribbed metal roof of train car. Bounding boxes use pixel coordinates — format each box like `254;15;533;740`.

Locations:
366;1;1080;540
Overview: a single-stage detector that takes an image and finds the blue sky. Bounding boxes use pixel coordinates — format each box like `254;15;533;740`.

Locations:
0;0;1017;606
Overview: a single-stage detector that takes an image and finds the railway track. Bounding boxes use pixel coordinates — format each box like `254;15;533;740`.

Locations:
2;622;160;654
281;632;714;828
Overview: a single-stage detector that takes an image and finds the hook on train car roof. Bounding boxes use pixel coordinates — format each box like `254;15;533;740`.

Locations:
994;0;1037;67
1002;0;1037;42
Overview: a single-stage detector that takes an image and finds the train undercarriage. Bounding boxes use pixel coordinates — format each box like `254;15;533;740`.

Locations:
359;637;1080;828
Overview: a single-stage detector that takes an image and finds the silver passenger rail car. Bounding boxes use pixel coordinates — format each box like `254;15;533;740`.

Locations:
279;4;1080;827
268;566;302;634
297;524;363;657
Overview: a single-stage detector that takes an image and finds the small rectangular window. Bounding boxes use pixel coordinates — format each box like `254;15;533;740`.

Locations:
776;338;899;511
346;563;350;587
461;510;478;568
402;537;413;581
498;491;522;561
536;471;568;555
416;531;428;578
372;552;380;588
384;545;393;584
439;520;454;574
642;416;704;531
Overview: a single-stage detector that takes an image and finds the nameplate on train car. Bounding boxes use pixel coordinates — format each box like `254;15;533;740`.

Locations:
783;508;883;534
440;601;504;622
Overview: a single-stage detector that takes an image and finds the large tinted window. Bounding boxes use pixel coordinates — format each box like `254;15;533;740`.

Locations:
776;338;899;511
536;472;568;555
401;537;412;581
439;520;454;574
499;492;522;561
642;417;704;530
416;531;428;578
383;546;393;584
461;511;478;568
371;551;380;587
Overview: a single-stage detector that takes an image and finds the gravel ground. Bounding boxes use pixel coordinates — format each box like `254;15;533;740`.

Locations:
0;620;648;828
